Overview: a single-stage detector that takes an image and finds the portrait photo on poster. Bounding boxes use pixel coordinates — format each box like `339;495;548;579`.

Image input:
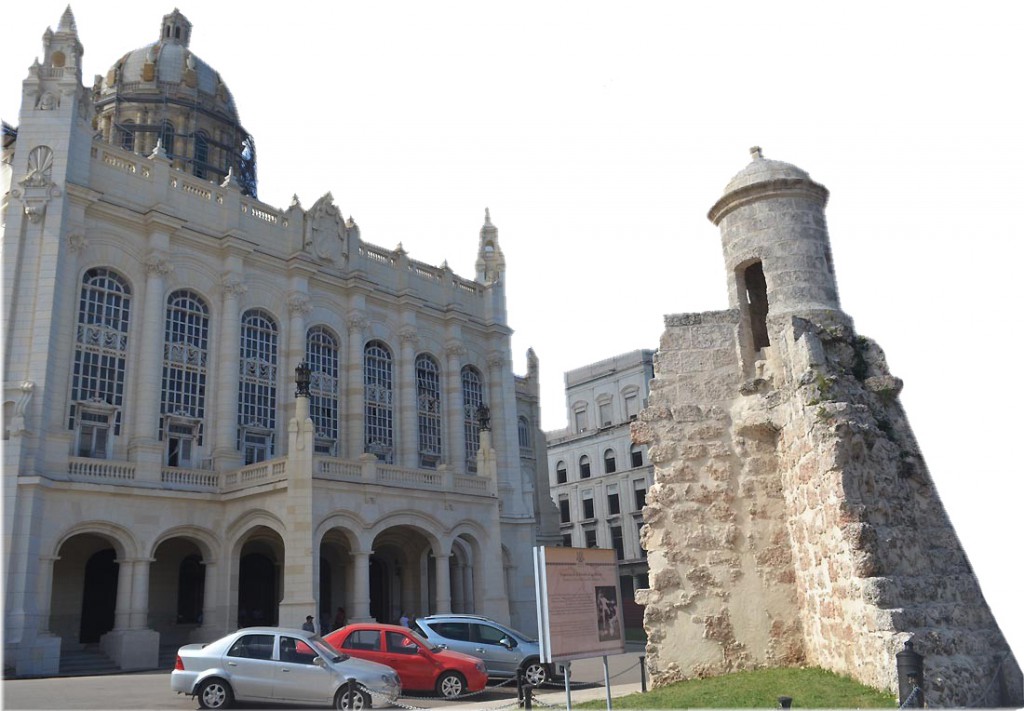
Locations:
595;585;621;642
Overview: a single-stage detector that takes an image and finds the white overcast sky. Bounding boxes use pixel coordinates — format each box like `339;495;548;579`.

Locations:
5;2;1022;662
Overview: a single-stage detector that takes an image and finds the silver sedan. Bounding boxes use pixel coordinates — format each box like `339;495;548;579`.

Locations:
171;626;401;709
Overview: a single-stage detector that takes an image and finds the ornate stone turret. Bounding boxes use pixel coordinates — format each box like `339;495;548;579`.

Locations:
475;208;507;324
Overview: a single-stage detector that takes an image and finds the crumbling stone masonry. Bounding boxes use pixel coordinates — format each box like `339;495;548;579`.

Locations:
633;148;1022;707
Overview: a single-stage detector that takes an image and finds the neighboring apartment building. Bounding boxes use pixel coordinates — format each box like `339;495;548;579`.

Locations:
2;9;557;676
545;350;655;604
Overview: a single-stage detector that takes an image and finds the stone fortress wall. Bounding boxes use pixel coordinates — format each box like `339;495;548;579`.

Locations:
633;149;1022;707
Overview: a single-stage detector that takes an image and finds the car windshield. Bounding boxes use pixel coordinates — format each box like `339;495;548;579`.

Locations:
310;635;349;662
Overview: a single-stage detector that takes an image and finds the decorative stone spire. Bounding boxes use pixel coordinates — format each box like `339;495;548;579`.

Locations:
160;8;193;47
475;207;505;285
57;6;77;33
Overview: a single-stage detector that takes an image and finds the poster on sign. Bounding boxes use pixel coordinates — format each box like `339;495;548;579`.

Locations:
534;546;626;663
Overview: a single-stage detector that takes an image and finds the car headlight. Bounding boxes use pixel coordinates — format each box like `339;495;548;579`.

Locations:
382;672;399;687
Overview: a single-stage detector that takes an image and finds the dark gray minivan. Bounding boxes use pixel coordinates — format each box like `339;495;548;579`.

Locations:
412;614;556;686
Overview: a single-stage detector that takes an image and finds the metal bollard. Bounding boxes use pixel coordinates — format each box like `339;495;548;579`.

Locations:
778;695;793;709
524;682;534;710
516;667;525;706
896;640;925;708
640;655;647;693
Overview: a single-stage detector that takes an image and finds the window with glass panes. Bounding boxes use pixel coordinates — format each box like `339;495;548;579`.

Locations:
462;366;483;472
416;354;442;468
162;290;208;465
606;483;620;515
633;479;647;510
518;416;530;451
559;496;570;524
584;528;598;548
307;327;339;454
70;268;132;458
579;455;591;479
630;443;644;468
556;461;567;484
562;533;573;547
604;448;617;473
582;492;595;520
364;341;394;463
610;525;624;560
238;310;278;464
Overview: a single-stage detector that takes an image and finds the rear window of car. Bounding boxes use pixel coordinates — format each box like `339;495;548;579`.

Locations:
429;621;471;641
342;629;381;651
227;634;274;660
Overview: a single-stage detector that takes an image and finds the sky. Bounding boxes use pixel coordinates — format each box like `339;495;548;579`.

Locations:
4;1;1022;667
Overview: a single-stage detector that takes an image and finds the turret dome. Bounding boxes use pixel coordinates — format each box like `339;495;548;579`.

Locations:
722;146;811;194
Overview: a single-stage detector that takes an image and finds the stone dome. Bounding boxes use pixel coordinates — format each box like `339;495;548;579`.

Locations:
98;9;239;124
722;146;811;194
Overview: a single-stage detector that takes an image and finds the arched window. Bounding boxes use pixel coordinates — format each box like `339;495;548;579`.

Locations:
162;290;209;467
364;341;393;463
555;461;568;484
238;310;278;464
604;448;617;474
307;326;339;455
518;416;530;451
579;455;591;479
416;354;442;468
630;443;644;468
461;366;484;473
70;268;132;459
192;132;209;179
161;121;175;157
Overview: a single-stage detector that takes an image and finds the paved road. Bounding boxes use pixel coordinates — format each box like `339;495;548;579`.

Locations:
2;646;647;710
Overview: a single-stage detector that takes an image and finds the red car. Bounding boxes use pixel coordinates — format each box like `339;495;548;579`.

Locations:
325;623;487;699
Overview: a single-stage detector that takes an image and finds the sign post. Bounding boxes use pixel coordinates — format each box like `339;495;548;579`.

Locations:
534;546;626;710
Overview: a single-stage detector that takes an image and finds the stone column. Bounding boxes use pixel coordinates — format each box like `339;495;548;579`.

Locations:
36;555;58;634
345;312;368;459
113;559;134;631
444;343;466;474
214;275;246;467
129;558;153;629
350;550;372;622
191;559;220;641
399;327;418;468
130;251;173;477
434;553;451;614
462;564;475;614
451;563;464;613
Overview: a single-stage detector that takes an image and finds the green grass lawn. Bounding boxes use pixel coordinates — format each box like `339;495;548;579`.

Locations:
573;667;897;708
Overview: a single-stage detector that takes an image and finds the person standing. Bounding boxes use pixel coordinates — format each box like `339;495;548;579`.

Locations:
332;606;347;630
302;615;315;632
399;611;410;627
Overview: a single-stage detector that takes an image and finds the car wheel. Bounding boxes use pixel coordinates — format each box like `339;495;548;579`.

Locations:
522;659;548;686
436;670;466;698
197;678;234;710
334;685;370;710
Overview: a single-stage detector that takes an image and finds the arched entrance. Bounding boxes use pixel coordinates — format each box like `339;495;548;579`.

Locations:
150;536;209;646
368;557;391;623
80;549;118;643
51;532;124;645
235;526;284;628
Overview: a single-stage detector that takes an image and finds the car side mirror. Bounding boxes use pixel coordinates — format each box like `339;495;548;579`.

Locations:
501;636;516;649
313;657;326;668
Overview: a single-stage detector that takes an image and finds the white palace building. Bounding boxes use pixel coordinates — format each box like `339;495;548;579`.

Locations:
2;8;559;675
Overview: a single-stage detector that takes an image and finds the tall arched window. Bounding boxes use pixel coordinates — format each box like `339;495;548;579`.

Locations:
162;290;209;467
307;326;339;455
238;310;278;465
364;341;393;463
518;416;531;451
192;132;209;179
416;354;442;468
579;455;591;479
555;461;568;484
70;268;132;459
630;443;644;468
462;366;484;473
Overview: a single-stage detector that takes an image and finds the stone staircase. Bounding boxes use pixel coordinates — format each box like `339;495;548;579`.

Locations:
58;645;118;676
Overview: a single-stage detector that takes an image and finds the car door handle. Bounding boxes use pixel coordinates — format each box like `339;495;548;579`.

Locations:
475;648;484;653
227;662;238;667
281;668;290;672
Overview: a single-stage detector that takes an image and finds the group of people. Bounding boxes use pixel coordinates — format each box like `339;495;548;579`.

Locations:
301;605;347;633
299;606;417;633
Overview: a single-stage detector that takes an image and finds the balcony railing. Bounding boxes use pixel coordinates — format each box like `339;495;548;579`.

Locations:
64;455;494;498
